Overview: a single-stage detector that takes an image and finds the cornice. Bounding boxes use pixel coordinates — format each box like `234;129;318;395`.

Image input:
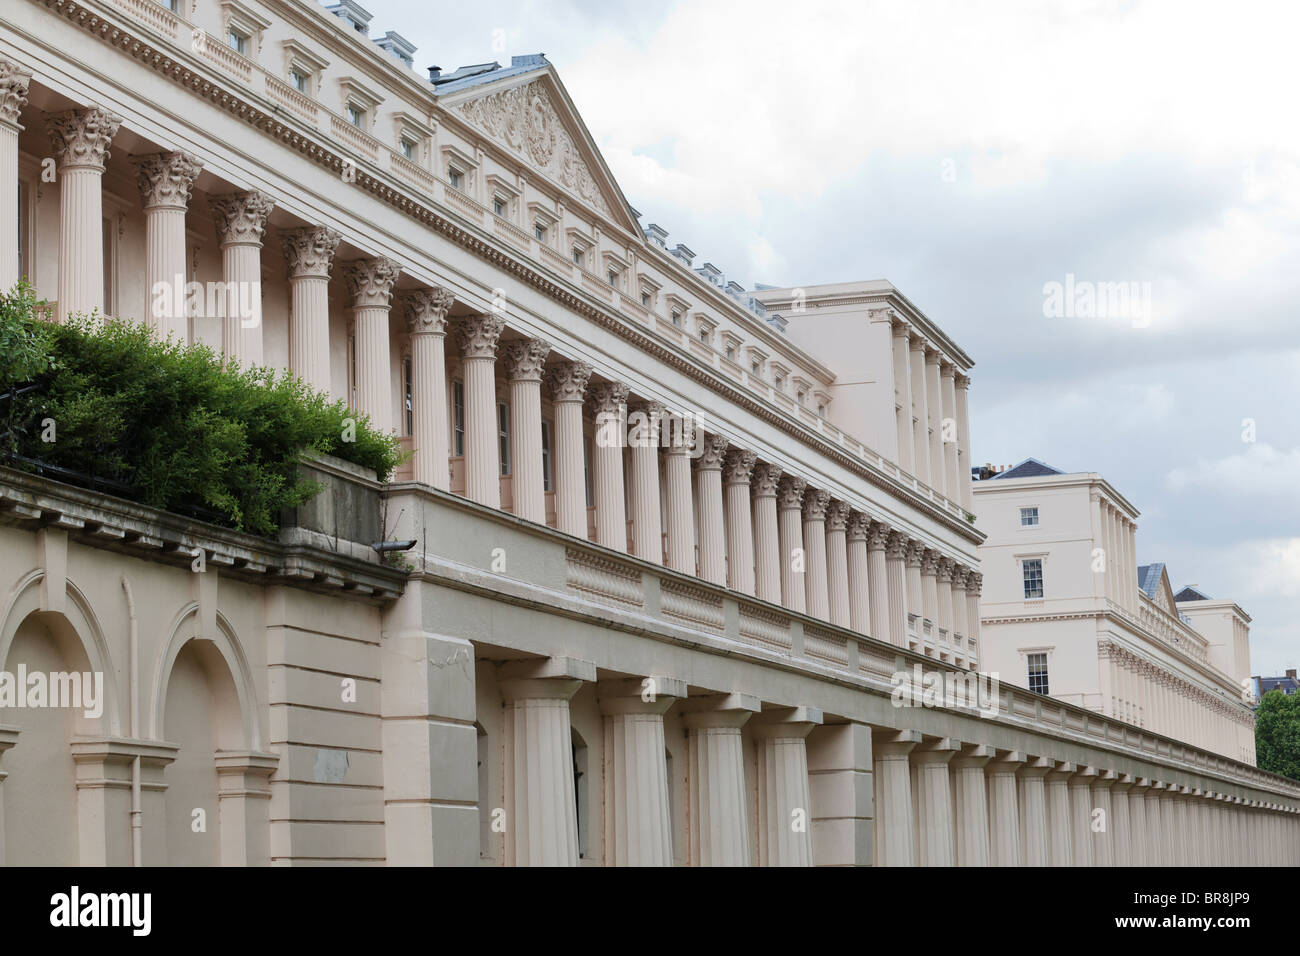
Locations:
30;0;983;546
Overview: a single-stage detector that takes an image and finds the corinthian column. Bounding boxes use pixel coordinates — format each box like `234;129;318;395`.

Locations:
46;107;122;324
343;257;400;435
504;338;551;523
599;678;682;866
940;361;958;500
802;489;831;621
695;434;729;585
885;530;908;647
663;415;696;574
723;448;757;594
546;361;592;538
846;512;872;635
952;566;970;647
134;152;203;343
682;696;757;866
0;61;32;289
891;321;914;474
925;349;944;496
210;191;273;365
281;225;340;394
921;549;940;635
454;314;506;507
965;572;983;655
955;375;973;511
753;708;820;867
404;288;454;489
824;501;851;627
626;400;664;562
588;381;629;552
777;476;807;614
751;462;783;603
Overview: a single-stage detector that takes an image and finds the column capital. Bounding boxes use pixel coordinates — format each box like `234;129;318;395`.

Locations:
801;487;830;522
966;571;982;596
343;256;401;309
211;190;275;247
587;380;628;416
920;548;940;576
404;286;454;334
545;360;592;403
46;107;122;171
280;225;341;279
0;60;32;129
695;433;729;471
454;313;506;359
663;411;696;453
597;676;685;716
908;333;928;352
777;474;806;511
952;564;970;589
1017;755;1055;778
676;692;762;728
905;539;925;568
889;318;910;339
750;705;823;739
956;374;971;390
751;461;783;497
825;499;850;532
937;556;953;584
950;742;994;770
939;362;956;379
847;510;870;541
868;521;891;552
872;727;921;757
132;151;203;211
503;337;552;382
885;528;908;559
722;447;756;485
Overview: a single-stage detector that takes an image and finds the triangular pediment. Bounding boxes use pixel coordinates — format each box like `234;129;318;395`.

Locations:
441;71;639;235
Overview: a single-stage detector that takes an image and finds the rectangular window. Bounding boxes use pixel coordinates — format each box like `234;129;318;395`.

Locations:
541;421;553;492
671;311;682;327
572;247;583;266
534;223;547;242
493;197;507;217
160;0;179;11
1020;506;1039;527
607;270;618;288
404;356;413;435
347;105;364;128
641;292;651;308
699;328;711;343
401;138;416;160
498;401;511;476
448;168;463;190
1023;558;1044;599
1027;652;1050;695
228;30;247;54
453;380;465;456
290;69;308;92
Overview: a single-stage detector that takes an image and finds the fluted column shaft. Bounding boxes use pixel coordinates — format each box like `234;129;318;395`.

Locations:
625;401;664;561
1070;773;1097;866
908;336;930;484
951;748;991;866
281;226;340;394
885;532;908;646
588;382;629;550
802;490;831;621
547;362;592;538
724;449;757;593
600;683;676;866
952;568;969;645
751;463;783;603
892;322;914;474
135;151;202;344
965;574;983;655
1019;764;1051;866
754;716;817;867
0;62;31;289
777;476;807;614
937;558;954;642
940;363;959;500
1091;778;1115;866
824;501;851;627
500;677;582;866
211;191;275;366
665;439;696;574
345;257;400;436
925;350;944;497
987;755;1023;867
956;376;973;511
846;513;871;634
1112;783;1133;867
1045;767;1075;866
695;435;728;585
47;108;121;324
873;735;916;866
405;289;454;490
914;746;956;867
684;707;753;866
505;338;551;523
1145;787;1165;865
455;315;506;508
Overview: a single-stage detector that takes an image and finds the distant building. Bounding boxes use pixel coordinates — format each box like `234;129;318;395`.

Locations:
1255;670;1300;698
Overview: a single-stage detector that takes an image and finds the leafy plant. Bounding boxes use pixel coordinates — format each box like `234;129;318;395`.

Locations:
1256;689;1300;782
0;282;404;536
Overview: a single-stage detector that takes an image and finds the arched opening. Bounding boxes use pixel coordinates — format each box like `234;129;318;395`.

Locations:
162;638;242;866
571;727;589;860
2;610;97;865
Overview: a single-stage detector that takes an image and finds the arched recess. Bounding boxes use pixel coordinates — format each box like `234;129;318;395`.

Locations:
149;604;261;866
0;572;119;865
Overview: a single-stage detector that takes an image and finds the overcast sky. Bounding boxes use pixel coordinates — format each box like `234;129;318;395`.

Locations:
372;0;1300;676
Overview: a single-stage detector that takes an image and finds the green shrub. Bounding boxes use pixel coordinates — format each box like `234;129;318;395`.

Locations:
0;281;403;536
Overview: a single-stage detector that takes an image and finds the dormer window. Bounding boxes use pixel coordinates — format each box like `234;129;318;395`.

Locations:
448;167;464;190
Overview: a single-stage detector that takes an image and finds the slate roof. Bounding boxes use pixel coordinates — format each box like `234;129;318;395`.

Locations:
1136;563;1164;599
431;55;549;94
1259;675;1300;696
1174;585;1212;602
992;458;1065;479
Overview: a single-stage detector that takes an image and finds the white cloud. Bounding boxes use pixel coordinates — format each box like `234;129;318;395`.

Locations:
1166;443;1300;498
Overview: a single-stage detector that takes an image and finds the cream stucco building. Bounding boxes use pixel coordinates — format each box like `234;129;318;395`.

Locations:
974;459;1256;764
0;0;1296;867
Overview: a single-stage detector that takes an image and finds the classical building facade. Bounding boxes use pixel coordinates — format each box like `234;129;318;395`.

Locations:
0;0;1297;866
974;459;1257;764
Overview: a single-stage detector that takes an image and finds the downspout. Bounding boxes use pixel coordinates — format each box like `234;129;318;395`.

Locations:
121;575;142;867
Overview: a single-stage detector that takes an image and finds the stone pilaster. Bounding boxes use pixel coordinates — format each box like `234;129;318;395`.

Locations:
872;729;918;866
913;739;957;866
681;694;758;866
987;751;1024;867
951;743;992;866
